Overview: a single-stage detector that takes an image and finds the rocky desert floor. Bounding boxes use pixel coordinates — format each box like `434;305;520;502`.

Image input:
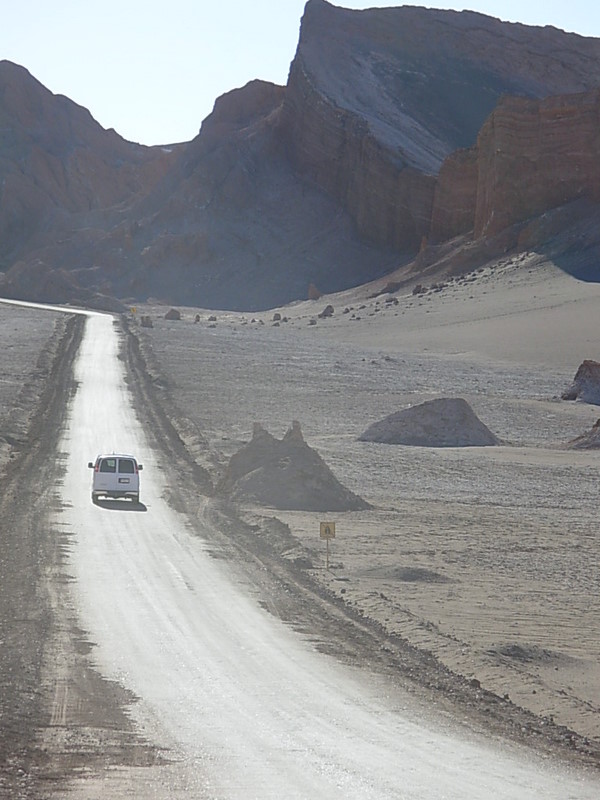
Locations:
131;253;600;753
1;253;600;796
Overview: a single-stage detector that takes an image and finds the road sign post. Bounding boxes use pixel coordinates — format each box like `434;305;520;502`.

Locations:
320;521;336;570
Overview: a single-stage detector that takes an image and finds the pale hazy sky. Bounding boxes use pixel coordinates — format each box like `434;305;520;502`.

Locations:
3;1;599;146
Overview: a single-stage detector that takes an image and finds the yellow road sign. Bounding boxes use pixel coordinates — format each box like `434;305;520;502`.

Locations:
320;521;336;539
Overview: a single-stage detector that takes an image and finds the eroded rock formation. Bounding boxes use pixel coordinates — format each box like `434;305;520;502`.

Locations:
562;360;600;405
474;90;600;238
567;418;600;449
283;1;600;253
218;421;370;511
359;398;499;447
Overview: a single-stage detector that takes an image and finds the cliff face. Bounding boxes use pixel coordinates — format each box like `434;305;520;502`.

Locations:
429;148;479;244
1;3;600;310
282;0;600;252
430;89;600;243
473;90;600;238
281;56;436;251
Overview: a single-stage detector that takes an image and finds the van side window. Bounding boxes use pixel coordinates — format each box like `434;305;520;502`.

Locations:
119;459;135;474
100;458;117;473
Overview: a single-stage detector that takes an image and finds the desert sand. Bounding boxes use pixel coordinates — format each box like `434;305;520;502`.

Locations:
1;251;600;792
131;252;600;747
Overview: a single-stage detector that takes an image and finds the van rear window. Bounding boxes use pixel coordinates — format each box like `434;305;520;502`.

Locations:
99;458;117;473
119;459;135;474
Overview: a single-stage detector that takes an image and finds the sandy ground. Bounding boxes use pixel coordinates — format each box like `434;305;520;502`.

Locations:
0;306;61;471
1;253;600;796
130;252;600;748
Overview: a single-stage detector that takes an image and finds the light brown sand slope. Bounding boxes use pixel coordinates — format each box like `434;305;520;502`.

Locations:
134;254;600;744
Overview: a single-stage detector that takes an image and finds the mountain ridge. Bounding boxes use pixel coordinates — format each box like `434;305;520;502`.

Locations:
1;2;600;310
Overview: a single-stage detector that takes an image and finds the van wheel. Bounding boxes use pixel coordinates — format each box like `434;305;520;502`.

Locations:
91;494;98;504
132;494;139;504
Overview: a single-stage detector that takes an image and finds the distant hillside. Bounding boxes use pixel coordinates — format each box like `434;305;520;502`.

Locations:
1;0;600;311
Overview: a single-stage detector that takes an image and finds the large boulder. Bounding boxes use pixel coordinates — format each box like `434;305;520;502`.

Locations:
218;421;370;511
359;397;499;447
561;360;600;405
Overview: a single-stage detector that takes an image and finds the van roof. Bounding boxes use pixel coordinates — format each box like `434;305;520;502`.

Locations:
96;454;139;460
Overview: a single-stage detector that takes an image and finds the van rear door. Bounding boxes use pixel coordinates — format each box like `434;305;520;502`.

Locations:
95;456;118;493
117;457;138;492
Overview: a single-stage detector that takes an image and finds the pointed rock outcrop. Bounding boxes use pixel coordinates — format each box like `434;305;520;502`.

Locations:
218;421;370;511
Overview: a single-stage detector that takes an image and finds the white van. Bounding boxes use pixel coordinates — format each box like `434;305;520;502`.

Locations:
88;454;143;504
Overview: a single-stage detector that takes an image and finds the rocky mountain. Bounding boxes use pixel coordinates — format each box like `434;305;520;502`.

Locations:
1;0;600;311
0;60;178;309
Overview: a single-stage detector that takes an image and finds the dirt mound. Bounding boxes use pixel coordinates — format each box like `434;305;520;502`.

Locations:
567;418;600;449
218;421;370;511
562;360;600;405
359;397;499;447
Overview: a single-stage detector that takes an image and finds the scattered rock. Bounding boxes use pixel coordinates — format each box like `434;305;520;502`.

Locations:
318;304;334;318
561;360;600;405
164;308;181;321
140;315;153;328
218;421;371;511
359;397;499;447
293;556;314;570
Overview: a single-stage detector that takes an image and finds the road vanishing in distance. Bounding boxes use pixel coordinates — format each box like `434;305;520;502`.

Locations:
38;308;600;798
